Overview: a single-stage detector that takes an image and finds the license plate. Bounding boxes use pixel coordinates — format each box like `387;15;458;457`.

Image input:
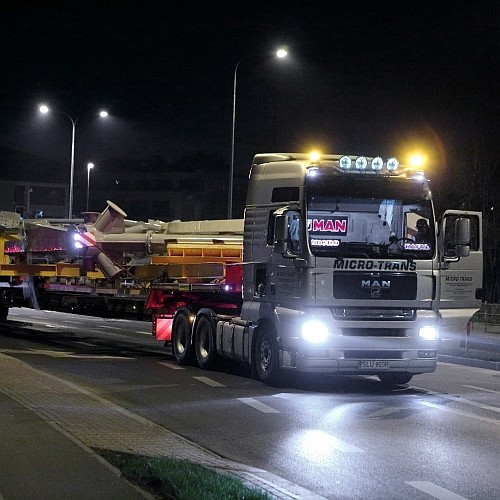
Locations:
358;360;390;369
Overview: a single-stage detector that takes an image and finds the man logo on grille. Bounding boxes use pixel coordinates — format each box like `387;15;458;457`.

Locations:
361;280;391;288
361;279;390;298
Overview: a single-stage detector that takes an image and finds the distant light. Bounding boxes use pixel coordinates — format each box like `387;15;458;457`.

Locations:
87;162;94;170
99;110;109;118
276;48;288;58
39;105;49;114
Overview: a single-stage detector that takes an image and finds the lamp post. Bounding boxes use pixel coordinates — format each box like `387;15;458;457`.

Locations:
39;105;108;219
86;162;94;212
228;48;288;218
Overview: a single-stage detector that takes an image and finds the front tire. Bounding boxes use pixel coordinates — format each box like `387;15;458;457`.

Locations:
378;372;413;386
253;326;281;384
0;305;8;322
194;315;218;370
172;312;194;365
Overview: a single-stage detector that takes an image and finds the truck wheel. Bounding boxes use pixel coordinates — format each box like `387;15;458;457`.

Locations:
253;326;281;385
0;305;8;322
378;372;413;386
172;312;194;365
194;315;218;370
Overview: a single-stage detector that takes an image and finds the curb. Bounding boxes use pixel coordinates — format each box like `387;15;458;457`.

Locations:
437;354;500;371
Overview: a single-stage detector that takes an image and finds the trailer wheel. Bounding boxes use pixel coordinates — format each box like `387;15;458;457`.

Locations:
172;312;194;365
194;315;218;370
378;372;413;386
253;326;281;385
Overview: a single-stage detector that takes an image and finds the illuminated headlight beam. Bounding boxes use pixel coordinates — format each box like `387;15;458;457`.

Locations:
301;320;329;343
419;326;438;340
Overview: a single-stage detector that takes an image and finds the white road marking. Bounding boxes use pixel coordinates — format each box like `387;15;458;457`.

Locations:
238;397;281;413
462;384;500;394
406;481;468;500
194;376;225;387
298;430;365;454
327;436;365;453
135;330;151;335
0;348;132;360
414;387;500;414
368;406;406;418
420;401;499;426
99;325;121;330
89;329;121;336
157;361;184;370
62;320;82;324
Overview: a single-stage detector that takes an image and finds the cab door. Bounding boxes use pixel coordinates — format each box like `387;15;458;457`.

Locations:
438;210;483;334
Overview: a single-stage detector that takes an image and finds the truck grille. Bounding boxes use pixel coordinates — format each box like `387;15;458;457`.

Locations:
333;272;417;300
333;308;415;320
342;328;408;337
344;350;404;359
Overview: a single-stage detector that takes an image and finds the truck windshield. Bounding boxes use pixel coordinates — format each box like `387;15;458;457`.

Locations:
306;174;435;259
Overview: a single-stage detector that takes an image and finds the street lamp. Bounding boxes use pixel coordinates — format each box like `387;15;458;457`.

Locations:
228;48;288;218
86;162;94;212
38;105;108;219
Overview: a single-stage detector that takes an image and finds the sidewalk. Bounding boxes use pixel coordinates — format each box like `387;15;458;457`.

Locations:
438;324;500;371
0;390;150;500
0;353;325;500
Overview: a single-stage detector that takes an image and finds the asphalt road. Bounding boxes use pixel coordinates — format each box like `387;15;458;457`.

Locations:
1;308;499;500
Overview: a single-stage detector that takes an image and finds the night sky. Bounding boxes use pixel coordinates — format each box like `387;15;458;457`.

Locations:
0;1;499;187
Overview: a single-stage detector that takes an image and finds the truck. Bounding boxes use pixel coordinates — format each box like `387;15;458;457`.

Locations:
144;152;483;385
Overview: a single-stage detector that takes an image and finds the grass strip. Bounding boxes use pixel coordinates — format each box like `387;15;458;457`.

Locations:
96;449;270;499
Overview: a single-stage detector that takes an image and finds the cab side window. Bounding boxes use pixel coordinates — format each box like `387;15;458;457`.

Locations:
288;212;300;252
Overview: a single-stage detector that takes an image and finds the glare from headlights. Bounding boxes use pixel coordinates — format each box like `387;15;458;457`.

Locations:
302;320;329;343
419;326;438;340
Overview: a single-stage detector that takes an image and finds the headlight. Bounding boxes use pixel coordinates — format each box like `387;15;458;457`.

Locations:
301;320;329;343
419;326;438;340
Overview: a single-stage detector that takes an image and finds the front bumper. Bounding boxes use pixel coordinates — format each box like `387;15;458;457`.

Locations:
279;338;439;375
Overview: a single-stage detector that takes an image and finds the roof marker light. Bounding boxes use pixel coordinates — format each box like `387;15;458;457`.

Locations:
387;157;399;172
355;156;367;170
309;151;321;163
371;157;383;170
339;156;352;169
411;170;426;181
